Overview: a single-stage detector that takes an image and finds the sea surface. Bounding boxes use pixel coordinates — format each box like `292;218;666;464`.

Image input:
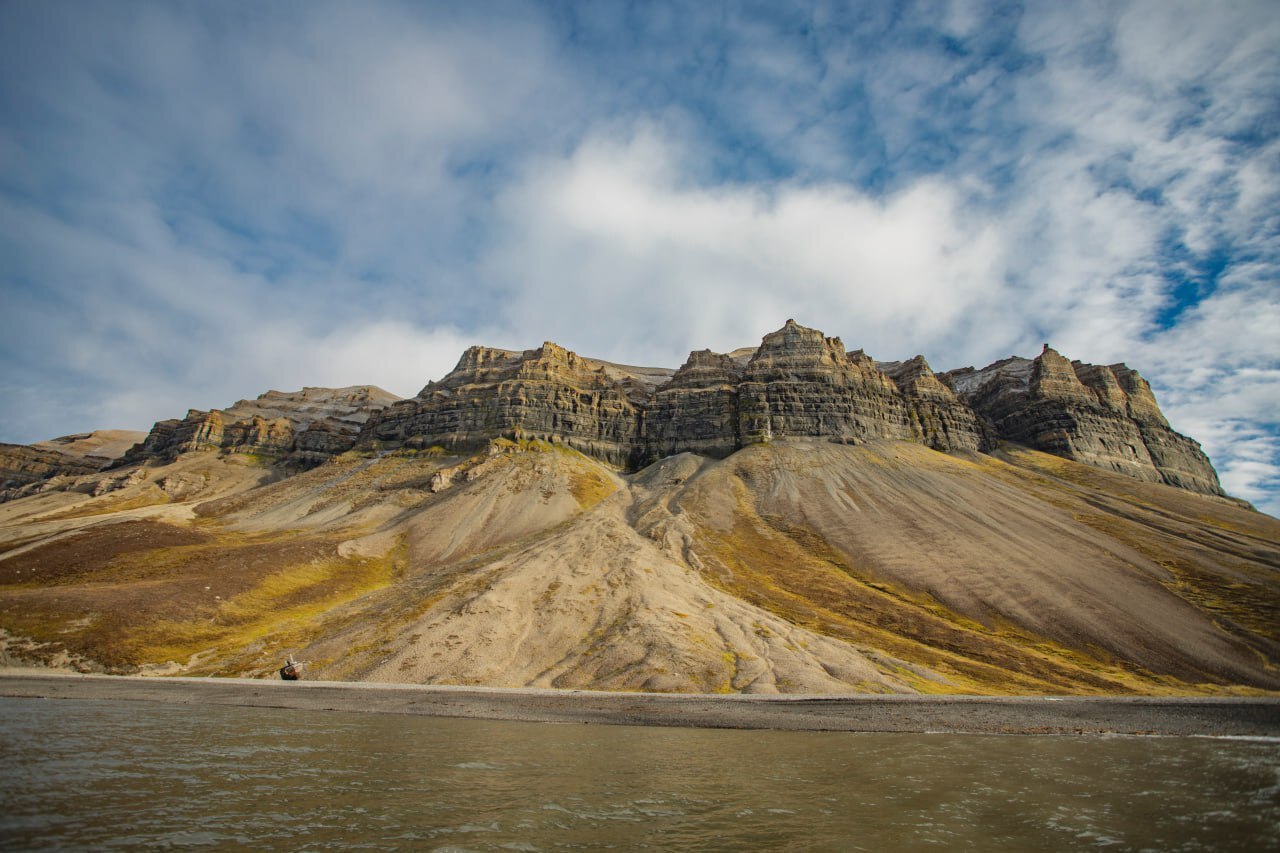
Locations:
0;696;1276;850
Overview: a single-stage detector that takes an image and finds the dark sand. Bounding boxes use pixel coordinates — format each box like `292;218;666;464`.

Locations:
2;672;1278;735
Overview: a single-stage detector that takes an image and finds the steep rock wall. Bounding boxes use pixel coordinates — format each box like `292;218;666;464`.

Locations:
98;321;1225;500
121;386;399;467
365;343;644;468
944;346;1222;495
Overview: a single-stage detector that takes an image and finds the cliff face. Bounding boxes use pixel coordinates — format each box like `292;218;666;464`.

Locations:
351;320;1213;497
36;320;1220;500
737;322;913;445
365;343;649;468
943;346;1221;495
121;386;401;467
0;430;146;501
879;355;989;452
644;349;741;460
361;320;974;467
0;444;101;494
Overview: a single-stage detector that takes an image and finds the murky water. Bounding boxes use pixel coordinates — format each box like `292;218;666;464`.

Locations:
0;697;1276;850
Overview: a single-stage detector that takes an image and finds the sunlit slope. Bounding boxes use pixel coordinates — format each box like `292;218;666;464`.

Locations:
0;439;1276;694
0;441;607;675
654;441;1279;693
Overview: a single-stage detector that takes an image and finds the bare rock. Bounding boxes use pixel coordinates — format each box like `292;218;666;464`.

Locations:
103;323;1227;501
879;355;987;452
737;320;911;445
644;349;742;461
946;345;1222;495
121;386;400;467
364;343;645;468
0;443;101;496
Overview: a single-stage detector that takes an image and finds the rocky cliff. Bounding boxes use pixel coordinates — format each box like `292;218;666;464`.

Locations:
0;430;146;501
356;320;1215;493
942;345;1221;495
644;349;742;460
17;321;1222;500
121;386;401;467
0;444;101;494
359;320;992;471
364;343;660;468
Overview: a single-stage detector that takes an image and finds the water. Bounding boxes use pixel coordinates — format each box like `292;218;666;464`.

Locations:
0;698;1276;851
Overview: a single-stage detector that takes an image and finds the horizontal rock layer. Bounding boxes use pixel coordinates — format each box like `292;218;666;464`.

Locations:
941;346;1221;495
66;320;1220;499
362;321;990;470
120;386;401;468
0;444;102;498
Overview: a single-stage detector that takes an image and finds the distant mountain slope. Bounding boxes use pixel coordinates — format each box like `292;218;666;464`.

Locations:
31;430;147;461
119;385;401;468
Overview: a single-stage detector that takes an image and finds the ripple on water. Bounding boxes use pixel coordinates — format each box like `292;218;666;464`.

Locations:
0;697;1277;850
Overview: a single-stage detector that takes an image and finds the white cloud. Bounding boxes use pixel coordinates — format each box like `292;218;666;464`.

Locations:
487;126;1010;365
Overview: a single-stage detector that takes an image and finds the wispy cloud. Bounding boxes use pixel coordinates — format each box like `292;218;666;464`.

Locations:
0;0;1276;514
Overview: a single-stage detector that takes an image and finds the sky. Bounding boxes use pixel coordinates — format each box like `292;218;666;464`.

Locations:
1;0;1277;515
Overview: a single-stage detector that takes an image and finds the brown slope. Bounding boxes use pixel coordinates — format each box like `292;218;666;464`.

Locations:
0;438;1275;694
244;441;1279;694
655;441;1278;693
31;430;148;461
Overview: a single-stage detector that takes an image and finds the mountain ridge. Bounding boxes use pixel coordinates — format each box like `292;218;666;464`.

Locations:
77;320;1223;504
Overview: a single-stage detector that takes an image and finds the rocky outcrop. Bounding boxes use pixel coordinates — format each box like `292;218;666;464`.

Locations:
352;322;1222;497
357;321;989;466
1;429;148;501
1107;365;1223;495
31;430;146;463
944;346;1221;495
643;350;742;460
879;355;987;452
121;386;400;467
736;321;913;445
0;444;101;499
98;322;1223;499
364;343;648;468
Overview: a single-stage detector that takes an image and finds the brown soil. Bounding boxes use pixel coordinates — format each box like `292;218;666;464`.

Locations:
0;521;211;586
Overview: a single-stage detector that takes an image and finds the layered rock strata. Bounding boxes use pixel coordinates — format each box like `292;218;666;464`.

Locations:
359;321;988;467
879;355;990;452
121;386;400;467
737;323;911;445
365;343;650;468
0;444;101;497
644;350;742;460
31;430;146;462
96;321;1222;498
943;346;1221;495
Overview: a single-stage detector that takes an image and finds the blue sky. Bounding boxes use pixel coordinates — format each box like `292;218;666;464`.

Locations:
1;0;1277;514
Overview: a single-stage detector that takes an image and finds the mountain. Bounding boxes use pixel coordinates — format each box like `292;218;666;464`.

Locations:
0;321;1275;694
120;385;402;468
0;430;147;502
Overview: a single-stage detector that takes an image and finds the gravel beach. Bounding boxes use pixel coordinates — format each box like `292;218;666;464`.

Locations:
2;672;1277;736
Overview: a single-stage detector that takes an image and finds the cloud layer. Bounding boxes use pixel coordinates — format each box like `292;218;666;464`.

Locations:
1;0;1277;513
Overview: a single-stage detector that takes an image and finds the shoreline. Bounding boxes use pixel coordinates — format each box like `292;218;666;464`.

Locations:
1;671;1278;736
